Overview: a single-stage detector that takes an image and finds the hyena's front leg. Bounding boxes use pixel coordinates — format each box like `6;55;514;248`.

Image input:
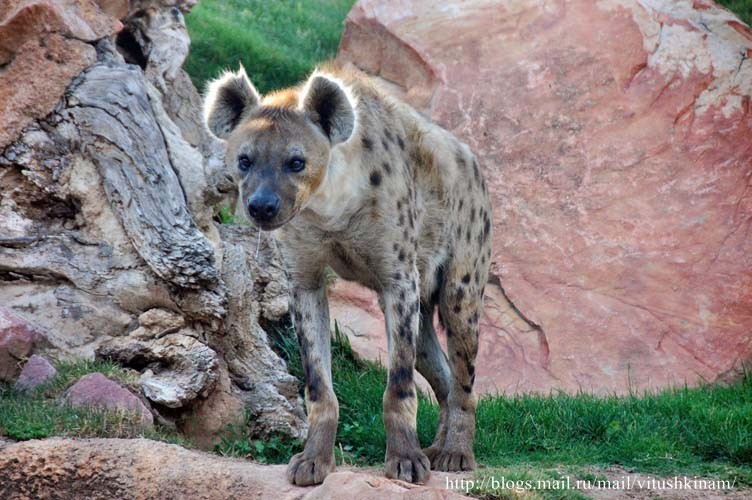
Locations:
286;284;338;486
381;271;431;484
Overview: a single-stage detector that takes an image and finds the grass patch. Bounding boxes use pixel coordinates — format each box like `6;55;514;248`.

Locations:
184;0;356;94
472;377;752;475
0;392;173;442
216;420;303;464
0;359;183;445
468;466;592;500
215;203;244;225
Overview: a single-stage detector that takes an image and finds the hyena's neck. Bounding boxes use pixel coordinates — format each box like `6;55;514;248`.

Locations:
301;142;368;232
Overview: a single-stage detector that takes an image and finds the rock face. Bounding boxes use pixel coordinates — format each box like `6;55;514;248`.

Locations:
0;308;38;382
0;0;305;445
0;0;119;148
0;438;470;500
14;354;57;392
65;373;154;426
337;0;752;394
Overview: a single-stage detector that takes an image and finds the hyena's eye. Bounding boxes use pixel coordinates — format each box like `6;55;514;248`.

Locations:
238;155;253;172
287;157;306;172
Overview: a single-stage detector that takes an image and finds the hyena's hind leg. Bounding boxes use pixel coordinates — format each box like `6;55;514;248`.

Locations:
433;257;488;471
415;305;452;462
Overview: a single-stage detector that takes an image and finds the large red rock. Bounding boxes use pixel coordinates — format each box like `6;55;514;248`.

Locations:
336;0;752;394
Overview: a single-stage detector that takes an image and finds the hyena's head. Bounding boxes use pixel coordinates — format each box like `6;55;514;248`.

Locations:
202;66;356;230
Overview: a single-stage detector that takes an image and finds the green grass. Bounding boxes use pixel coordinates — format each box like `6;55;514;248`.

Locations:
216;203;244;225
468;466;593;500
214;324;752;496
216;425;303;464
0;359;183;444
184;0;356;94
718;0;752;25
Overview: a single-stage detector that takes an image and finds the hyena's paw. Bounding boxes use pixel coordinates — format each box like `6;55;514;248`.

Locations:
385;449;431;484
431;449;476;472
286;451;335;486
421;444;443;463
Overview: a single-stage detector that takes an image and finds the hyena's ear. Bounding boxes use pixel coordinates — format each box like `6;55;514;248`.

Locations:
203;65;260;140
298;72;356;145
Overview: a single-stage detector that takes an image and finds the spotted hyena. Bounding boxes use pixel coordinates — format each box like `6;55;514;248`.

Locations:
203;63;493;486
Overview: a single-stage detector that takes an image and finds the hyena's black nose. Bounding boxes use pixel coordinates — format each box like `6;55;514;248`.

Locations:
247;190;280;221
